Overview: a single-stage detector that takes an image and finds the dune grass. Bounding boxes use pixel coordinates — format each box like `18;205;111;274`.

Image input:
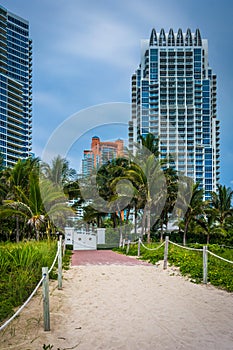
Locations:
0;240;61;323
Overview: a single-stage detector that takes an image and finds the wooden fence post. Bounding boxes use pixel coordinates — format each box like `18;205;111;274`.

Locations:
203;246;208;284
137;239;141;257
42;267;50;331
62;239;66;256
163;236;169;270
58;235;62;290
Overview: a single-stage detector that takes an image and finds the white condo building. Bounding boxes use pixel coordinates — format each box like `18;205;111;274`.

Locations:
129;28;220;199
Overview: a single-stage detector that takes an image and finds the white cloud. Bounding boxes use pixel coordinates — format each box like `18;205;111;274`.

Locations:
50;8;140;70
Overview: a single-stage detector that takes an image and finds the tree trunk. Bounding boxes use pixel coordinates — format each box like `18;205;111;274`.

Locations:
147;206;151;244
160;221;164;242
36;229;39;241
183;221;189;246
141;210;146;239
207;234;210;245
111;213;117;228
134;207;137;237
119;210;123;240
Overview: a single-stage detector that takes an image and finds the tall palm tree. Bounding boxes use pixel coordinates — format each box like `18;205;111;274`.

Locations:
158;167;178;241
178;183;204;246
41;155;77;187
123;154;166;243
195;206;224;244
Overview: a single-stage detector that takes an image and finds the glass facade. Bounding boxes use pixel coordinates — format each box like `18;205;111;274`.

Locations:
82;151;94;176
0;5;32;167
129;28;220;199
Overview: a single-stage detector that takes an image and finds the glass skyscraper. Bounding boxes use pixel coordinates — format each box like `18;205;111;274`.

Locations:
0;5;32;167
129;28;220;198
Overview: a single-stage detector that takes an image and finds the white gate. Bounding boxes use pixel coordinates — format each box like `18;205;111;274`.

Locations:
65;227;97;250
73;231;97;250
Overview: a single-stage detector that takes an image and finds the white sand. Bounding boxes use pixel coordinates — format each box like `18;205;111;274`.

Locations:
1;263;233;350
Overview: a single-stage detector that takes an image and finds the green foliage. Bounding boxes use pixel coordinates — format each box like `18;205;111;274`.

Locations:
62;249;72;270
0;241;57;323
207;245;233;291
166;245;203;283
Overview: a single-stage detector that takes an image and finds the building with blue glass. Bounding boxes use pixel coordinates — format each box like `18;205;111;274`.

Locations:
0;5;32;167
129;28;220;199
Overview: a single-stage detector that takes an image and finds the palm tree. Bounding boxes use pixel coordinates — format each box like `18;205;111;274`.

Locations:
1;157;40;200
139;133;159;157
178;183;204;246
123;154;166;243
0;174;74;241
82;205;106;231
211;184;233;227
0;170;45;241
41;155;77;187
157;167;178;241
0;157;40;241
195;206;224;244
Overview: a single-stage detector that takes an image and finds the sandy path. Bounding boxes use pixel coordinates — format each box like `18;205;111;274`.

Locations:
1;252;233;350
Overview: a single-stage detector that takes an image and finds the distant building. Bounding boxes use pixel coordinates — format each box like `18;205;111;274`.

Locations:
82;136;124;176
129;28;220;199
0;6;32;167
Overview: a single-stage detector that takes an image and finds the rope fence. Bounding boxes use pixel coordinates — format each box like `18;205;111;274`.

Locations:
3;235;232;333
206;249;233;265
140;239;165;251
0;235;64;333
168;240;203;252
125;236;233;285
0;275;45;332
166;238;233;283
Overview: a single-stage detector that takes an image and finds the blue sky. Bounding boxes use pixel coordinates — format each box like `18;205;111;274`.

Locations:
1;0;233;186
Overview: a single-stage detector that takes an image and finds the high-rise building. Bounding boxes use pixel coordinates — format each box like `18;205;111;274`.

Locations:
0;5;32;167
129;28;220;198
82;136;124;176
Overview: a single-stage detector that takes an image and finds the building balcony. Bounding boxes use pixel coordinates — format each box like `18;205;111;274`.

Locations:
7;145;24;155
8;102;23;115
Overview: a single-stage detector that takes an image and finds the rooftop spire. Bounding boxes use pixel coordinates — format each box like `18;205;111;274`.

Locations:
185;28;193;46
194;28;202;46
168;28;175;46
176;28;184;46
159;28;166;46
149;28;157;46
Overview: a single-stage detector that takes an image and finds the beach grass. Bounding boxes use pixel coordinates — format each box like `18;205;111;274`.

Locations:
0;240;71;324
